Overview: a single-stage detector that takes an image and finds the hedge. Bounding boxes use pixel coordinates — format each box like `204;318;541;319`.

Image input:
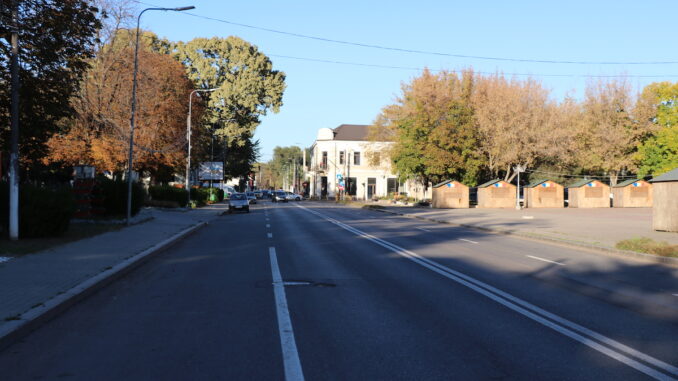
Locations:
0;182;76;238
149;185;189;207
93;178;145;217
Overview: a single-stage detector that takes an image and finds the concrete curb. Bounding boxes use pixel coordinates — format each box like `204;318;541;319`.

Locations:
0;221;209;351
372;208;678;267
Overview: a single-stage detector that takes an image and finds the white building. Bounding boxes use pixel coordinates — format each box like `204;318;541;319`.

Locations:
307;124;430;200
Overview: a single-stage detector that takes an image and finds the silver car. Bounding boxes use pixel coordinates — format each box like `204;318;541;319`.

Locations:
228;193;250;213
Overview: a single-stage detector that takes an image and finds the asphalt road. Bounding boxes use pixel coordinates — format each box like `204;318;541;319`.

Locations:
1;201;676;380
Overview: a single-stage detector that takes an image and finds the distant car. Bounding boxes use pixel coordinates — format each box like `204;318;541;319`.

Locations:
261;190;271;199
246;191;257;204
254;190;263;199
286;191;302;201
228;193;249;213
272;190;288;203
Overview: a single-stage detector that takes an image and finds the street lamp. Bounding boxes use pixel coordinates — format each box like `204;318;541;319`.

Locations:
186;88;217;206
126;5;195;225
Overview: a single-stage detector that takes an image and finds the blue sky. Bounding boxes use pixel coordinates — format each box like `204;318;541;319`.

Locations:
135;0;678;161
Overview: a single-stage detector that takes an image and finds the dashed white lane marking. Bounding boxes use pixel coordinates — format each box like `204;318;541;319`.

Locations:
266;224;271;228
526;255;565;266
0;257;11;263
268;233;273;238
266;217;270;221
458;238;479;244
269;247;305;381
296;204;678;380
416;227;431;232
673;294;678;297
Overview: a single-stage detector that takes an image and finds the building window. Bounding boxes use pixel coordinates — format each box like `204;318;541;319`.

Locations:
339;151;345;165
322;151;328;168
353;151;361;166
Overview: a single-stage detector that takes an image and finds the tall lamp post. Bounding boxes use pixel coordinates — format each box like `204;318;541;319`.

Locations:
186;88;217;206
126;5;194;225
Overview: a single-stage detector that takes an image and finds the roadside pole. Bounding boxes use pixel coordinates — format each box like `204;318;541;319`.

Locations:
514;165;525;210
9;0;20;240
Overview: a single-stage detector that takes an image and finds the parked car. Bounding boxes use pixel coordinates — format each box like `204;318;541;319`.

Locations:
228;193;249;213
261;190;271;199
272;190;288;203
246;191;257;204
286;191;302;201
254;190;263;199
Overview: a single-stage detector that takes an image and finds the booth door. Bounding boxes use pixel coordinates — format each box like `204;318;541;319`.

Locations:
367;177;376;199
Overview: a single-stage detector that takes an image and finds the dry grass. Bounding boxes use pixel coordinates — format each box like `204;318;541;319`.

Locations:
615;237;678;258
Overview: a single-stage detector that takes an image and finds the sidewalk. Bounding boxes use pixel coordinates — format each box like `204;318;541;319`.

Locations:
0;203;227;337
371;205;678;261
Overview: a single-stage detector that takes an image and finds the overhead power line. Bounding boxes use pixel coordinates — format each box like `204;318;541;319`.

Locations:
132;0;678;66
269;54;678;78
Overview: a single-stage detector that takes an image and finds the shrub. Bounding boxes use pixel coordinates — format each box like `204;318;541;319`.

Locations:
0;182;76;238
149;185;188;207
190;187;210;206
93;178;145;217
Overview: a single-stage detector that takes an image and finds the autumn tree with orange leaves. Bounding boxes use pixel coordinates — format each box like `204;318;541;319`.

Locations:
45;45;200;180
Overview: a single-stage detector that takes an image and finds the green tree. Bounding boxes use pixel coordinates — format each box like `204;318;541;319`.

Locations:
635;82;678;176
636;126;678;176
0;0;102;179
174;36;286;143
267;146;303;189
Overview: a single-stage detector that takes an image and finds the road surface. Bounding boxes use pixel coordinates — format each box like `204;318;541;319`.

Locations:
1;201;676;380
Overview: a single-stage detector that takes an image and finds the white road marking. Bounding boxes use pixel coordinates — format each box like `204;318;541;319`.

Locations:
266;218;270;221
295;204;678;380
416;227;431;232
0;257;11;263
283;281;312;286
268;233;273;238
458;238;479;244
526;255;565;266
673;294;678;297
269;247;305;381
266;224;271;228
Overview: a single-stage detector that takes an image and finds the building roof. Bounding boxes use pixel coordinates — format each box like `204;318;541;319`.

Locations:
525;179;548;188
477;179;501;188
650;167;678;183
333;124;371;141
433;180;452;188
613;179;645;188
568;179;597;188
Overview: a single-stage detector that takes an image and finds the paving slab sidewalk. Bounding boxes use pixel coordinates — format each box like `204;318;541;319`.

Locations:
0;203;226;332
371;205;678;260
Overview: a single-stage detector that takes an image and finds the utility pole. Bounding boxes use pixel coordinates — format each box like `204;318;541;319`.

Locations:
9;0;20;240
514;165;525;210
293;159;297;193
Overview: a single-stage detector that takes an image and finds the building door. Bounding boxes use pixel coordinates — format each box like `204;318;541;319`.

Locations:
321;176;328;199
367;177;376;200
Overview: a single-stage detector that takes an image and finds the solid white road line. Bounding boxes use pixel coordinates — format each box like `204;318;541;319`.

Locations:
268;233;273;238
416;227;431;232
269;247;305;381
526;255;565;266
295;204;678;380
458;238;479;244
